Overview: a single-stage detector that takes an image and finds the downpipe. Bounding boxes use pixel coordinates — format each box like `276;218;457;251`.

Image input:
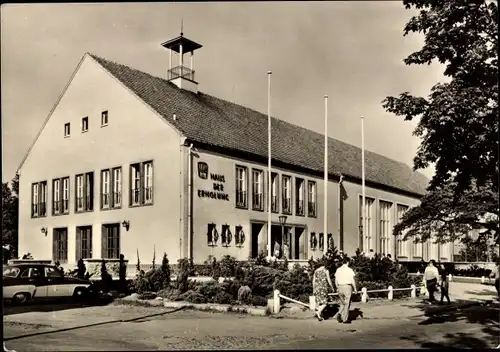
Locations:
337;174;344;250
187;143;194;260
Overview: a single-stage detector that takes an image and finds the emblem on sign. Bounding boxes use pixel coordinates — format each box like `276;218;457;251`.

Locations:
198;162;208;179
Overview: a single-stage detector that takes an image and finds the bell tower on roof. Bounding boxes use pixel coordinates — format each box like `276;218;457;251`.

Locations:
161;23;202;94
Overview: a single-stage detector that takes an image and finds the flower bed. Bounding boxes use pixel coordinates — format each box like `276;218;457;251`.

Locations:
127;248;420;307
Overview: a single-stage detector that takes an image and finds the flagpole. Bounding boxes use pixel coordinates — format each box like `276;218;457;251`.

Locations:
361;116;366;253
267;71;272;258
324;95;328;255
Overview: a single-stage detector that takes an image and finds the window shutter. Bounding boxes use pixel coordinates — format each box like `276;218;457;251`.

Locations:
129;166;132;206
139;163;145;204
115;225;120;259
52;229;57;262
76;228;82;261
63;229;68;262
109;170;114;207
101;225;108;259
83;176;87;211
89;173;94;211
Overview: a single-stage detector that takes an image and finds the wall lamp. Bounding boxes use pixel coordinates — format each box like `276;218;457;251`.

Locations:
122;220;130;231
41;227;48;236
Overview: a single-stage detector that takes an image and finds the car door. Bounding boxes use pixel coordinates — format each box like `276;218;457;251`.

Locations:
45;266;68;297
21;267;48;298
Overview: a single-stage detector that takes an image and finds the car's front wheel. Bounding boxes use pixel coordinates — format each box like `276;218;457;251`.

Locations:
13;292;30;305
73;287;87;301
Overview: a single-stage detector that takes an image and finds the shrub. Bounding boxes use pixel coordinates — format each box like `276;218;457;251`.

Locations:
251;295;268;307
252;251;269;267
213;291;233;304
177;258;192;293
274;264;312;302
219;255;237;277
243;265;283;298
100;260;113;292
181;290;208;304
237;285;252;304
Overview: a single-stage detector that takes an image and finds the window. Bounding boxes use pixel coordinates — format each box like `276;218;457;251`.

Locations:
235;166;248;208
82;117;89;132
21;267;41;278
101;110;108;126
75;172;94;212
307;181;317;217
53;228;68;263
282;175;292;214
64;123;70;137
413;236;424;258
102;224;120;259
379;200;393;256
427;236;439;261
76;226;93;260
295;178;305;216
3;267;20;278
130;161;154;206
101;167;122;209
359;196;375;253
440;242;450;261
271;173;279;213
396;205;410;257
252;169;264;211
31;181;47;218
52;177;69;215
45;266;63;278
113;167;122;207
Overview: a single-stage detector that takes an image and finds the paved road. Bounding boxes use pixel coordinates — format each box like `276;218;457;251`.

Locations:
4;301;499;350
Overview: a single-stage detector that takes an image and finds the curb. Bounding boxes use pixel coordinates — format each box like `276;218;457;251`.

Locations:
163;301;268;317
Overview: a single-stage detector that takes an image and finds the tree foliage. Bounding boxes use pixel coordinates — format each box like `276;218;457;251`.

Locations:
383;0;498;243
2;174;19;260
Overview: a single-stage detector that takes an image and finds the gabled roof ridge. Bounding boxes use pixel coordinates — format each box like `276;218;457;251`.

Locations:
88;52;429;196
90;53;417;171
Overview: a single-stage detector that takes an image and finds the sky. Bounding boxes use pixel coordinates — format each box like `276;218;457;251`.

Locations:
1;2;444;184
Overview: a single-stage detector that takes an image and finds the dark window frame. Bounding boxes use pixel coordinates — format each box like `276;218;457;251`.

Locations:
295;177;305;216
76;226;93;260
282;174;292;215
53;227;68;264
101;223;120;259
271;172;279;213
31;181;48;218
307;180;317;217
101;110;109;127
52;176;70;216
75;172;94;213
235;165;248;209
82;116;89;132
129;161;154;207
251;168;264;211
101;167;122;210
64;123;71;137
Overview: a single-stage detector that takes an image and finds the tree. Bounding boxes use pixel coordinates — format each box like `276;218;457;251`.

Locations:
2;174;19;260
383;0;498;244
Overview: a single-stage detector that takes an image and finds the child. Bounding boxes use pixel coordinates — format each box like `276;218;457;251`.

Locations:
440;273;451;304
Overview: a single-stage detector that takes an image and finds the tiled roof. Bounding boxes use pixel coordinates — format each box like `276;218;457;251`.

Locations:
90;53;429;197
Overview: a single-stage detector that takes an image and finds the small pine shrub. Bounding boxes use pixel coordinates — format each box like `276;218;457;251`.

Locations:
219;255;237;277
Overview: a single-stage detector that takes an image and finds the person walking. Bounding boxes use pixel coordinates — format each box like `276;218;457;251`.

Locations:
439;272;451;305
335;256;358;324
423;259;440;305
312;265;335;321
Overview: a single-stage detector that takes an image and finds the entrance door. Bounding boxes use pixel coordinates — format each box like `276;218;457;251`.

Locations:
294;227;306;260
251;223;263;258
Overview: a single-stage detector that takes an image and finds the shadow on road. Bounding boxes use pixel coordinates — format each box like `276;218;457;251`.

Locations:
400;301;500;348
4;295;115;316
321;304;364;322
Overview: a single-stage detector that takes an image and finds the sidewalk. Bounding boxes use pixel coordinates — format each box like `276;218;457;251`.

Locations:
275;281;498;320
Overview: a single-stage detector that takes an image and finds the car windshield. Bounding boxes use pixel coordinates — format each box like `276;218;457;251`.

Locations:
3;267;20;278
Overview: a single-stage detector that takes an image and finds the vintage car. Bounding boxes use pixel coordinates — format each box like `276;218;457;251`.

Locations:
3;263;93;304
